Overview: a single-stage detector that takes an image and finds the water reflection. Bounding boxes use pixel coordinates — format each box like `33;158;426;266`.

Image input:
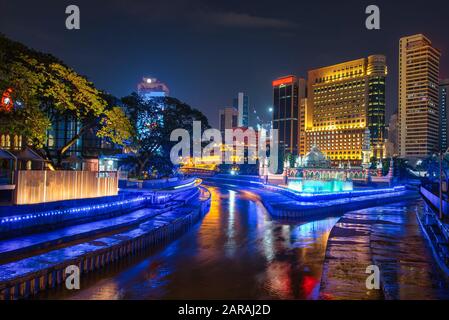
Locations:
288;178;353;193
40;185;339;300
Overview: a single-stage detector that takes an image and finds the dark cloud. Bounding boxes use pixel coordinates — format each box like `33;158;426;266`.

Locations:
108;0;298;31
202;12;299;30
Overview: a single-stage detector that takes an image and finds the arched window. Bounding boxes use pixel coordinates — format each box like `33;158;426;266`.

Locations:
0;135;5;148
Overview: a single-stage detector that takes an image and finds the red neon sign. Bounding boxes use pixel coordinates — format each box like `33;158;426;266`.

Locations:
272;76;295;87
0;88;14;112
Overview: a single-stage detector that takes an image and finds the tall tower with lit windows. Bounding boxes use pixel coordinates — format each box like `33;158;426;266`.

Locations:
398;34;440;158
272;76;306;155
305;55;387;165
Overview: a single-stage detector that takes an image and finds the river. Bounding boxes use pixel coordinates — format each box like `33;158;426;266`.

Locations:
36;185;448;300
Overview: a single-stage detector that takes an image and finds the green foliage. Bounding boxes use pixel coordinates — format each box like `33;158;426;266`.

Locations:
97;106;135;145
122;94;210;177
0;34;132;158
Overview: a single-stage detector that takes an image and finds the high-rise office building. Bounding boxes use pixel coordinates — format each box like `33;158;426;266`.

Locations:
272;76;306;155
219;107;239;134
305;55;387;164
137;77;170;101
299;98;308;156
233;92;249;128
398;34;441;158
440;79;449;151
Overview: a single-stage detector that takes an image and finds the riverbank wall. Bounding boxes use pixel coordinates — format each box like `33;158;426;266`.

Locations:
0;186;211;300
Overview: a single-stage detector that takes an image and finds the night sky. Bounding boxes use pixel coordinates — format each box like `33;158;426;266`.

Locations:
1;0;448;127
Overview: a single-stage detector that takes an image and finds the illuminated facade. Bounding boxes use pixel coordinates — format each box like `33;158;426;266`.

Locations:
398;34;441;158
440;79;449;151
137;77;170;100
219;107;238;135
305;55;387;164
272;76;306;155
233;92;249;128
299;98;308;156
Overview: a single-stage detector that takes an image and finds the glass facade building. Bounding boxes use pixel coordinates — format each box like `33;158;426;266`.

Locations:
233;92;249;128
272;76;303;155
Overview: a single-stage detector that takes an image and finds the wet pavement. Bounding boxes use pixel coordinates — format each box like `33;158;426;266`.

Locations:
36;187;449;300
321;200;449;300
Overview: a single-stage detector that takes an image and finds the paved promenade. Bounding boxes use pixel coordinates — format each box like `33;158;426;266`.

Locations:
320;200;449;300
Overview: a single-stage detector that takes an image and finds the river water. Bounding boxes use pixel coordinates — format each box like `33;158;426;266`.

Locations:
37;185;448;300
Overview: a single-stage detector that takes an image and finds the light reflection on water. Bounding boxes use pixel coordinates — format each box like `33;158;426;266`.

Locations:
288;179;353;193
40;185;339;300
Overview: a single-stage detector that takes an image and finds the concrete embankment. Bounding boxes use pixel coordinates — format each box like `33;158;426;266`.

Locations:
204;175;418;219
319;199;449;300
0;186;211;300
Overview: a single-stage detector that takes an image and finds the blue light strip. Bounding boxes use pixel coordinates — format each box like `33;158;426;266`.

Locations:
0;194;172;225
226;178;407;200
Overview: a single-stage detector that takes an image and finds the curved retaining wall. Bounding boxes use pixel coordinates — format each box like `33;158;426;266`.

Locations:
204;175;418;219
265;191;419;219
0;192;176;239
0;193;211;300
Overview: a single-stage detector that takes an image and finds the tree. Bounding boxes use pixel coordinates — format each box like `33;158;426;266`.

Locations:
0;34;133;165
122;94;210;177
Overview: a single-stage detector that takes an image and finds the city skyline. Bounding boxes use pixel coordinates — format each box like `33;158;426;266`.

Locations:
1;0;448;128
3;1;449;305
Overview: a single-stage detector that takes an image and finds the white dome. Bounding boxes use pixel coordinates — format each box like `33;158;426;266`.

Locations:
303;146;330;167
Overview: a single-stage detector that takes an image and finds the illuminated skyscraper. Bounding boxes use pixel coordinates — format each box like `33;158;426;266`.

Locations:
135;77;170;142
299;98;308;156
219;107;239;135
272;76;306;155
305;55;387;164
137;77;170;101
398;34;441;158
233;92;249;128
440;79;449;151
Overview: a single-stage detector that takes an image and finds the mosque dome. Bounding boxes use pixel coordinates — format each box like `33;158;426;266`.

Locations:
303;145;330;168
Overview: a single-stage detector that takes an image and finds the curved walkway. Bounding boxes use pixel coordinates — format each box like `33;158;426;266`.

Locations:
320;200;449;300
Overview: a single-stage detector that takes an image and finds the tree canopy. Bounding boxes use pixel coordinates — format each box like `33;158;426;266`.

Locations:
0;34;133;164
122;94;210;177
